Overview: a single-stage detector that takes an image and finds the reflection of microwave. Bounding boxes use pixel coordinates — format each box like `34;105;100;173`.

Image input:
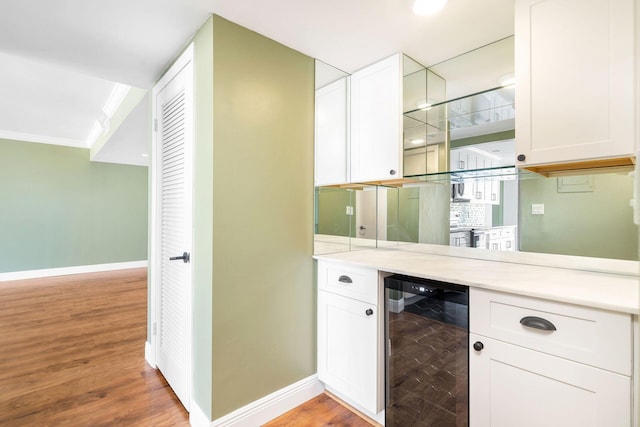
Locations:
451;183;470;202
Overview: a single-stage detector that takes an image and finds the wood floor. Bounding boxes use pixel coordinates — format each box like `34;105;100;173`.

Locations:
0;267;374;427
263;393;376;427
0;268;189;426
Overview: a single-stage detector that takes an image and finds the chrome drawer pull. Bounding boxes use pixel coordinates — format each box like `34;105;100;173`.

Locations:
338;275;353;284
520;316;557;331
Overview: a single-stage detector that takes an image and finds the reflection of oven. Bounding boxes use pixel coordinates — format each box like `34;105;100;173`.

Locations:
469;229;487;249
384;275;469;427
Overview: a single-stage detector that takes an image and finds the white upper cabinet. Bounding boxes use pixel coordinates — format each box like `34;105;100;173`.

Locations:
315;77;349;186
515;0;637;169
350;54;403;183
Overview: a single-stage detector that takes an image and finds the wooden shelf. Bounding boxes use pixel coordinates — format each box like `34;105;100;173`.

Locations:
521;156;636;177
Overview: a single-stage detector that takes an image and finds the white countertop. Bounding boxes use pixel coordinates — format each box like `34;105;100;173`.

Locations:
314;247;640;315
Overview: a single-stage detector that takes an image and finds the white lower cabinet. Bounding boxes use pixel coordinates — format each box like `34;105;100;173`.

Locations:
316;261;635;426
316;261;383;416
469;288;632;426
317;290;379;412
469;334;630;427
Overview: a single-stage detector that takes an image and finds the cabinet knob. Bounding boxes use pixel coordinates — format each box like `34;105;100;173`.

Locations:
517;154;526;162
365;308;374;316
473;341;484;352
389;169;396;176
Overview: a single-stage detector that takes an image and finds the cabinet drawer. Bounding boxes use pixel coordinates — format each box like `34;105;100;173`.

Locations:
470;288;631;375
500;227;514;238
318;260;378;305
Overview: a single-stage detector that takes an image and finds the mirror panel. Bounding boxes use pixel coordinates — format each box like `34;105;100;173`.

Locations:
429;36;514;102
314;35;637;261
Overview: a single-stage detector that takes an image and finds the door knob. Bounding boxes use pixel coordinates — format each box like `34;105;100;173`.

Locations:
473;341;484;351
365;308;374;316
169;252;190;263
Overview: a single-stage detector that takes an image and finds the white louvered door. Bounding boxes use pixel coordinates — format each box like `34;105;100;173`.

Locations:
152;45;193;411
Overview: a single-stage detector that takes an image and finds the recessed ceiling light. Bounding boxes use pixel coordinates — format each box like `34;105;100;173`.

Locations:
410;138;425;145
413;0;448;16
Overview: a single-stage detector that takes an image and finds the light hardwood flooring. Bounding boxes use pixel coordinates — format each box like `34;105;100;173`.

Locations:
0;268;372;427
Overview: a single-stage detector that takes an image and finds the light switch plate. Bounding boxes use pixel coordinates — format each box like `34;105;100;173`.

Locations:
532;204;545;215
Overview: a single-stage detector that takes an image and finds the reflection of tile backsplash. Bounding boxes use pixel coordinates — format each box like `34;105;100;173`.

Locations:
451;203;488;227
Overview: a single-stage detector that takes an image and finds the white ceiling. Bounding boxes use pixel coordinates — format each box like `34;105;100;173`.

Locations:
0;0;514;166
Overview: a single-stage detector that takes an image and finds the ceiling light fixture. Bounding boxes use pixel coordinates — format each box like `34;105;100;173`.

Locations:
413;0;448;16
410;138;425;145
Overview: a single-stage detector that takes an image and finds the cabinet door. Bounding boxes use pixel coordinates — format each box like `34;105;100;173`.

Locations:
515;0;636;166
451;149;468;171
469;334;631;427
315;78;349;186
350;54;402;182
318;290;380;413
489;178;500;205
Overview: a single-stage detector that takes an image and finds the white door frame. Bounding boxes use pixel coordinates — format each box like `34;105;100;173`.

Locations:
148;43;194;411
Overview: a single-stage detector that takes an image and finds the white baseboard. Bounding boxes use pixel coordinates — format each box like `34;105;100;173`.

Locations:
210;374;324;427
190;400;211;427
0;260;148;282
144;341;156;368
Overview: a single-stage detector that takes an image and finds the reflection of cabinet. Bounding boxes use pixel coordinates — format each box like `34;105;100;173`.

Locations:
470;288;632;426
450;230;470;247
450;148;501;205
488;226;515;251
315;78;349;186
317;261;383;415
350;54;403;182
515;0;637;168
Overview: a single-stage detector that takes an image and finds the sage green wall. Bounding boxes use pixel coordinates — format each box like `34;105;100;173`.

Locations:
211;15;315;418
519;173;637;260
316;187;355;237
0;138;148;273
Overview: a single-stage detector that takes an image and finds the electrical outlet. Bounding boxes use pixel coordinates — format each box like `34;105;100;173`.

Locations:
532;204;545;215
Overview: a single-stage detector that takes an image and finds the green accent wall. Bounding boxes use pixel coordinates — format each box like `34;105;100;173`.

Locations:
186;15;315;419
519;173;637;260
211;15;315;417
0;139;148;273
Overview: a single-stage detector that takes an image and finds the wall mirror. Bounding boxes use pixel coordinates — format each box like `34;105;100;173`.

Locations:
314;39;638;261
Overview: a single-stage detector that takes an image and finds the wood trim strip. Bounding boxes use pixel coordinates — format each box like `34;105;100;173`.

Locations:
521;156;635;177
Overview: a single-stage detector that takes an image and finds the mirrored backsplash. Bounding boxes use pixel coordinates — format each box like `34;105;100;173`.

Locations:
315;168;638;261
